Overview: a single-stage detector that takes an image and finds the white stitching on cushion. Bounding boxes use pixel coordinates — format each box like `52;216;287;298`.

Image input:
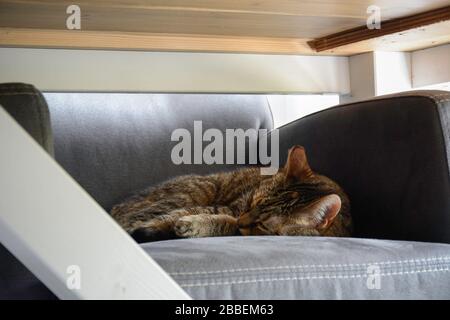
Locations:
179;267;450;288
169;256;450;275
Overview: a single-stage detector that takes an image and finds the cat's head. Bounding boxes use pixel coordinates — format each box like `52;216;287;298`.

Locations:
238;145;351;237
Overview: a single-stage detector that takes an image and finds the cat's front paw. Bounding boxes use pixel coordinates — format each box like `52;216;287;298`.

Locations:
130;226;167;243
175;216;209;238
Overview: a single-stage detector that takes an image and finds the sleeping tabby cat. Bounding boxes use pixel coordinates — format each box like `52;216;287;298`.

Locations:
111;146;352;242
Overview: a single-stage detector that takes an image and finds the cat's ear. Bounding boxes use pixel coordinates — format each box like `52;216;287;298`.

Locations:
285;145;313;180
303;194;341;229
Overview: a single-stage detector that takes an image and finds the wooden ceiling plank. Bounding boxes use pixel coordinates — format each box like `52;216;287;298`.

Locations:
1;23;449;56
5;0;450;20
0;28;319;55
0;1;449;55
0;1;363;38
2;1;450;39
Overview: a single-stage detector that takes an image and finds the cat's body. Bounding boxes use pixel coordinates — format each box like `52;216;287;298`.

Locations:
111;146;352;242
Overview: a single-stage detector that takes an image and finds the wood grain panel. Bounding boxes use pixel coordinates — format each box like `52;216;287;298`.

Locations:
0;1;362;38
4;0;450;20
2;1;450;38
0;0;449;55
2;24;448;56
0;28;318;54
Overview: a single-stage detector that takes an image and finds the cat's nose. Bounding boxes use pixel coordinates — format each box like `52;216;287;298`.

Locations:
239;225;271;236
238;214;250;228
238;211;256;228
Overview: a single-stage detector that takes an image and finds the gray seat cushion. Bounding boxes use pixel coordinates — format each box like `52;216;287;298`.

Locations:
143;236;450;299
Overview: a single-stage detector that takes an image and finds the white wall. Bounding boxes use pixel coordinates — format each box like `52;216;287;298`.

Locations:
342;52;376;103
366;47;448;97
1;45;449;96
0;48;350;94
374;51;412;95
344;50;424;102
412;44;450;88
268;94;340;128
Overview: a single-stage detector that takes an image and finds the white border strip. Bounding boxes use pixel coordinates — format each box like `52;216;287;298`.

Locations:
0;48;350;94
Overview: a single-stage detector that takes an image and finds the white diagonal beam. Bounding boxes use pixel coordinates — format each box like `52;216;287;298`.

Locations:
0;106;190;300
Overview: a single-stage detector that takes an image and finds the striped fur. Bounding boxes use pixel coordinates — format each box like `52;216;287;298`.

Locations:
111;146;352;242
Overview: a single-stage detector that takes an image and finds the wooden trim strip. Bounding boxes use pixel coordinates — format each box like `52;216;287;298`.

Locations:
308;5;450;52
0;28;318;55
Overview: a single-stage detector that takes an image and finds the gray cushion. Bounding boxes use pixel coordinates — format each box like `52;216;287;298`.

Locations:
0;83;54;156
44;93;273;210
143;236;450;299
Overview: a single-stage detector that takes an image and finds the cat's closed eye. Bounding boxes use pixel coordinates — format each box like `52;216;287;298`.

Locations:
290;192;300;198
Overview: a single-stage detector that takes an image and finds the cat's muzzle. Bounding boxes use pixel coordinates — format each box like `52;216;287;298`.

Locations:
238;210;271;236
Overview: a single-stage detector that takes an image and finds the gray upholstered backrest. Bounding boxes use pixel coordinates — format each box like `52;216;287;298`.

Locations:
276;90;450;243
44;93;273;211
